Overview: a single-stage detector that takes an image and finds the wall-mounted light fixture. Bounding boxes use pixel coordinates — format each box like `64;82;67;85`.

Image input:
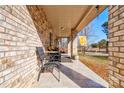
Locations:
96;5;99;13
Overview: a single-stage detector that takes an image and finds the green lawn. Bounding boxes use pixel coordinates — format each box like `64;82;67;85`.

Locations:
90;55;108;60
84;55;108;64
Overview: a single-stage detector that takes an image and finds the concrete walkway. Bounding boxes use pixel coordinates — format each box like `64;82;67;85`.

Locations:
34;55;109;88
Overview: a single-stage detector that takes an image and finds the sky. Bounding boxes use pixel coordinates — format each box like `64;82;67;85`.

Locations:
78;8;108;45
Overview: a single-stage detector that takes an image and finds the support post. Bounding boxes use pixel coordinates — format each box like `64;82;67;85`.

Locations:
69;30;79;59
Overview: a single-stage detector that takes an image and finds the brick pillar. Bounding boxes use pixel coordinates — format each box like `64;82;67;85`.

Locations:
108;5;124;87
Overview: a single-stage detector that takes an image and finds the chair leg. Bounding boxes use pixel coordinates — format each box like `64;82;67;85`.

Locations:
37;68;42;81
58;68;60;82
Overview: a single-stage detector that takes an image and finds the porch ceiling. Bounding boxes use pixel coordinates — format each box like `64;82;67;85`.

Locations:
40;5;107;37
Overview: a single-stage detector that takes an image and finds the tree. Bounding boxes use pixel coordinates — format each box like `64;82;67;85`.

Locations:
98;39;107;48
91;43;98;48
80;25;94;55
101;21;108;53
102;22;108;37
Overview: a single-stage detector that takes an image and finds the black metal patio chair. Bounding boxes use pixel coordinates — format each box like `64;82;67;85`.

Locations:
36;47;61;82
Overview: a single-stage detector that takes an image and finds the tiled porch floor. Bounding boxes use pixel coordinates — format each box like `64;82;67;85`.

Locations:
34;55;109;88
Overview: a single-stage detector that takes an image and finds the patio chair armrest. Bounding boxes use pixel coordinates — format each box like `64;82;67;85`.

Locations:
48;62;60;66
44;62;60;68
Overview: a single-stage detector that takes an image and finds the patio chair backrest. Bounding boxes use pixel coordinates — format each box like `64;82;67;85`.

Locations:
36;47;46;66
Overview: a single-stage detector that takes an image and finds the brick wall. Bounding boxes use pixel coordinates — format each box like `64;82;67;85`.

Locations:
27;6;53;48
0;5;52;87
108;5;124;87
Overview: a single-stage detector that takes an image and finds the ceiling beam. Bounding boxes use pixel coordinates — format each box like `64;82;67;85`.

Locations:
74;5;108;33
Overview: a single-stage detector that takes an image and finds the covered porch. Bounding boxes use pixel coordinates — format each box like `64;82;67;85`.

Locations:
28;5;108;88
0;5;112;88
